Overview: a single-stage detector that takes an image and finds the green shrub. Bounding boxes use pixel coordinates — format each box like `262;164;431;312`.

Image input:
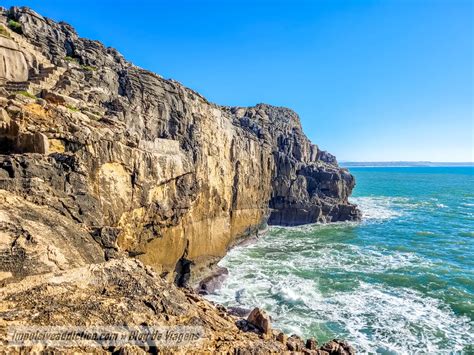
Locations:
64;56;79;63
7;19;22;34
66;105;79;112
81;65;97;72
16;91;36;99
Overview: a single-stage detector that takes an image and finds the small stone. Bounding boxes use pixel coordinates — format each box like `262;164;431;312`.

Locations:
287;335;305;351
276;332;287;344
306;337;318;350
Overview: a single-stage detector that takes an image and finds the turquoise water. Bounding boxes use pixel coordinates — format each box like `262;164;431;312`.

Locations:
207;167;474;353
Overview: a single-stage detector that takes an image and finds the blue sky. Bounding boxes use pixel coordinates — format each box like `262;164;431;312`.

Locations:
4;0;473;161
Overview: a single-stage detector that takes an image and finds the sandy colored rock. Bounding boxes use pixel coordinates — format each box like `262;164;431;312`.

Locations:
247;307;272;336
0;189;104;283
0;258;286;353
0;35;28;82
320;339;356;355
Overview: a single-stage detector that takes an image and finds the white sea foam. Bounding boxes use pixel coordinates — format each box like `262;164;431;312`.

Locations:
225;232;432;275
305;283;474;353
206;233;473;353
302;244;432;273
208;264;473;353
350;196;404;221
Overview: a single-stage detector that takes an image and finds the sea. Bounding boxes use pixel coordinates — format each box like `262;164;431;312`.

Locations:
206;166;474;353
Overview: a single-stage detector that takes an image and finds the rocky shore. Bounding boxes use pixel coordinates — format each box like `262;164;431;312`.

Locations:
0;6;359;353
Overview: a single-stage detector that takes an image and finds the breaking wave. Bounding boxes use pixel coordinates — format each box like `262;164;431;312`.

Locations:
206;168;474;353
350;196;405;221
208;242;474;352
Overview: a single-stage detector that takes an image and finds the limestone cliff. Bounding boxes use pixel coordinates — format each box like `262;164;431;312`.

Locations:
0;7;359;284
0;6;361;353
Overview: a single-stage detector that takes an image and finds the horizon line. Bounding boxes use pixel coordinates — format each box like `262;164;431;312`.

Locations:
340;160;474;163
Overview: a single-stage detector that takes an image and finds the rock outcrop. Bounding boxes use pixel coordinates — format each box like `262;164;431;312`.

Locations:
0;35;28;82
0;257;355;354
0;6;359;352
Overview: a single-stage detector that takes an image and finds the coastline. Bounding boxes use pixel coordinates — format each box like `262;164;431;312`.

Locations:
191;224;358;354
203;167;474;352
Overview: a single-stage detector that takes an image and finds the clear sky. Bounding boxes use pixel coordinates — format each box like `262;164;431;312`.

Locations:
4;0;473;162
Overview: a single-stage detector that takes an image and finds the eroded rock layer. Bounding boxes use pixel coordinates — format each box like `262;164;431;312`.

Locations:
0;7;359;282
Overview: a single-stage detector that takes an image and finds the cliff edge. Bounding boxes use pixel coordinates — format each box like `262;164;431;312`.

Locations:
0;6;358;353
0;6;359;282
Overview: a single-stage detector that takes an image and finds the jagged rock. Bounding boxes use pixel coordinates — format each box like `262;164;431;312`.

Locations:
320;339;356;355
197;266;229;295
287;334;306;351
247;308;272;336
276;332;288;344
306;337;318;350
235;319;260;334
0;258;286;353
41;89;79;106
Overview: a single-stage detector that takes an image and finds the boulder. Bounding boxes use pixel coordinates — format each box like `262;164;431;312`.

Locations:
320;339;356;355
286;334;305;351
306;337;318;350
247;307;272;335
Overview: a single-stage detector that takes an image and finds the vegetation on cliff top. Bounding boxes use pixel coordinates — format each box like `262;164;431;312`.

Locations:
7;19;22;34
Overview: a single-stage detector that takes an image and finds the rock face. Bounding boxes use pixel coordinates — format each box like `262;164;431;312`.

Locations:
226;105;360;226
0;189;104;283
0;6;359;283
0;35;28;82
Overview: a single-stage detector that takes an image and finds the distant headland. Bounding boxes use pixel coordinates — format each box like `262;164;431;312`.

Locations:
341;161;474;167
